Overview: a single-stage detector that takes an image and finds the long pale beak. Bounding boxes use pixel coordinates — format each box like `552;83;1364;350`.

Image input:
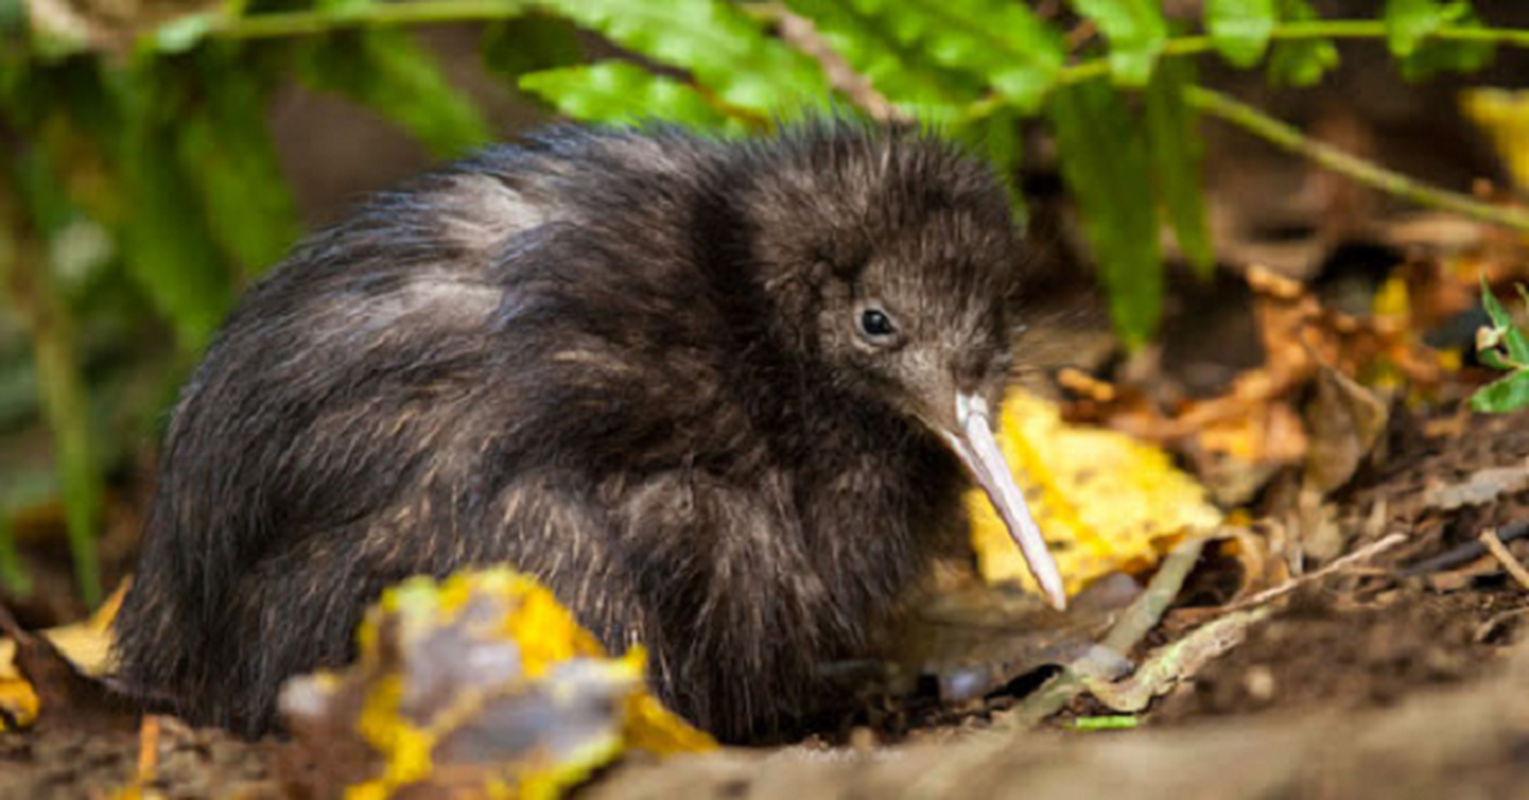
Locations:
943;392;1068;611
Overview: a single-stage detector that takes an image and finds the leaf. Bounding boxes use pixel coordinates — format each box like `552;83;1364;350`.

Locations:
1383;0;1471;58
968;388;1221;594
300;30;492;158
278;569;714;798
1470;370;1529;413
1048;78;1163;347
0;583;130;731
172;46;301;277
1206;0;1276;68
1068;0;1168;86
481;14;584;85
856;0;1065;113
149;12;218;54
956;107;1028;229
538;0;829;114
1461;88;1529;193
1144;56;1213;276
114;76;234;348
1267;0;1339;87
782;0;984;120
1396;6;1494;80
1477;278;1529;366
520;62;734;130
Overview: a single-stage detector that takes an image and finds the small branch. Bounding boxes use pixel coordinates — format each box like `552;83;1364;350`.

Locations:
1222;533;1408;613
203;0;531;41
1187;86;1529;234
0;167;102;606
1479;528;1529;591
1004;536;1207;729
771;5;906;124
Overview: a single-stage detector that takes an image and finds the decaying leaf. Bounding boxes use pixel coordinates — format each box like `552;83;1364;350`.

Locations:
0;579;126;682
0;598;138;734
969;387;1222;595
1303;365;1390;495
0;581;129;731
1461;88;1529;193
278;568;715;800
1061;266;1451;505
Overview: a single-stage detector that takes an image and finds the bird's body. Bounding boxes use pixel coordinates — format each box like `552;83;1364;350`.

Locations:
112;122;1062;742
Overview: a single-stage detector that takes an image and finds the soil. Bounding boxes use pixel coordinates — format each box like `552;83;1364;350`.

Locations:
6;15;1529;798
4;403;1527;798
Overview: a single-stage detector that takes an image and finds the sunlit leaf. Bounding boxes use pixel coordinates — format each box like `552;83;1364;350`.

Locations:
782;0;984;121
859;0;1065;113
1267;0;1339;87
539;0;829;114
520;62;736;130
1477;277;1529;365
1396;5;1494;80
1206;0;1276;67
1144;56;1213;276
1461;88;1529;193
149;12;218;54
1049;78;1162;347
968;388;1221;594
1470;370;1529;413
1068;0;1168;86
1383;0;1471;58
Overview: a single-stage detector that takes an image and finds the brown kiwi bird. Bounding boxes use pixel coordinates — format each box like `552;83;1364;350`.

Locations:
111;120;1066;742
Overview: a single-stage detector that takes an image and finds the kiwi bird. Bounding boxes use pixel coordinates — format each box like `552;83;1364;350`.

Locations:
111;121;1065;742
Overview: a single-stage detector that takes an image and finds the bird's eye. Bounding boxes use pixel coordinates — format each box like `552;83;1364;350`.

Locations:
857;306;898;344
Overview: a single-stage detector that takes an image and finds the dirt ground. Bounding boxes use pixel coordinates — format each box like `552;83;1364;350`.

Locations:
6;17;1529;799
2;402;1527;799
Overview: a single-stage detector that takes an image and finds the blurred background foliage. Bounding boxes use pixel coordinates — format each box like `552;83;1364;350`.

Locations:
0;0;1523;606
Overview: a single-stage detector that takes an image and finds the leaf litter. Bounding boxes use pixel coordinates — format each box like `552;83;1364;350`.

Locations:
10;78;1529;800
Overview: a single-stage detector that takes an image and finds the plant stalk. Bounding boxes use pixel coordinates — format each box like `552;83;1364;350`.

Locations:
1187;86;1529;233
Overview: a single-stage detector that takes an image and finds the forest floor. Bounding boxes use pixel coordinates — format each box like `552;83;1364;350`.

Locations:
5;39;1529;798
3;402;1528;798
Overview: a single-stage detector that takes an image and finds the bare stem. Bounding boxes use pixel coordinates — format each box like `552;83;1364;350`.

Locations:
1187;86;1529;234
0;168;103;606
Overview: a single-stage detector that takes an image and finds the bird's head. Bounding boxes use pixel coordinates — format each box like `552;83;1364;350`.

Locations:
729;123;1066;610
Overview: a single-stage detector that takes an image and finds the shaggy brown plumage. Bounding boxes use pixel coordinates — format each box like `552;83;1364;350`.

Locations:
112;120;1063;742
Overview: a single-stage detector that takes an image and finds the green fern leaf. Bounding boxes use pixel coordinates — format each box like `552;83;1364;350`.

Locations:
538;0;828;114
1050;78;1162;347
520;62;742;130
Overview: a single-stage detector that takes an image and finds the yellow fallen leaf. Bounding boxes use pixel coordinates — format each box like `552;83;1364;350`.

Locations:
969;388;1223;595
0;579;126;682
0;580;127;731
282;568;715;800
0;677;39;728
1461;88;1529;192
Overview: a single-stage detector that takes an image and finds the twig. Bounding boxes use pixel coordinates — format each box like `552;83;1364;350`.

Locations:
771;5;906;124
1222;532;1408;613
1479;528;1529;591
961;20;1529;120
1187;87;1529;234
1399;521;1529;576
0;164;101;605
1003;536;1208;729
